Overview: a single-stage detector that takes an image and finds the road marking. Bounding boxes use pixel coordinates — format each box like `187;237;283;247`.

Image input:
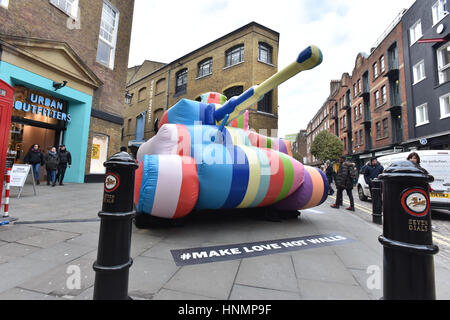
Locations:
433;236;450;248
433;232;450;243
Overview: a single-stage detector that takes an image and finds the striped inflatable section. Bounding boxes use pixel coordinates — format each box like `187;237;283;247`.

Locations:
273;166;329;211
136;154;199;219
244;131;293;156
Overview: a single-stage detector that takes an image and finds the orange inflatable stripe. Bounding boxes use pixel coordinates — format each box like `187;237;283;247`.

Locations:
173;157;199;219
285;140;293;157
302;166;324;209
257;149;284;207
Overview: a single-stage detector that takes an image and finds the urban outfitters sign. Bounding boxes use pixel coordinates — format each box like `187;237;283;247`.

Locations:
13;87;71;122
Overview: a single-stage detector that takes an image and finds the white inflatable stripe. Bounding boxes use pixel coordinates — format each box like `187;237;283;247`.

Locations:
151;155;183;218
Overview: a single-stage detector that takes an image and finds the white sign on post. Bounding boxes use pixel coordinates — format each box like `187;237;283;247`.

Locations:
9;164;36;198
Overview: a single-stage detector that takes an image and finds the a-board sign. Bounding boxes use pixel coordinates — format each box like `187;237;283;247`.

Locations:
9;164;32;187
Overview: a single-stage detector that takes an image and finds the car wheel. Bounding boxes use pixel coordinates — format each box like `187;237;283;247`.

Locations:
358;185;368;201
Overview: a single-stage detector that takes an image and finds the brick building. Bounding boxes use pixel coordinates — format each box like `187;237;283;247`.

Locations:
0;0;134;182
123;22;280;152
305;9;409;169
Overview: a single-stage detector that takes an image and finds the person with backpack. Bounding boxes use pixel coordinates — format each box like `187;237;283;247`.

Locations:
331;156;356;211
24;144;44;185
56;144;72;186
44;146;59;187
324;160;336;195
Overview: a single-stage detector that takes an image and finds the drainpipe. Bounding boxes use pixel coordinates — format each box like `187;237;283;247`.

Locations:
165;69;171;110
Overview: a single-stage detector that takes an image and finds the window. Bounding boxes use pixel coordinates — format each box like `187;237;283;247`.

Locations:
0;0;9;9
374;91;380;107
258;42;273;64
409;20;422;45
224;86;243;99
138;87;147;101
155;78;165;95
382;118;389;138
353;84;357;97
376;121;381;139
358;104;362;118
225;45;244;67
432;0;448;25
357;79;361;93
50;0;78;18
437;42;450;84
354;132;359;145
359;130;363;145
354;106;358;120
96;1;119;69
439;93;450;118
380;56;385;73
127;118;132;134
197;58;212;78
416;103;429;126
90;134;109;174
175;69;188;94
412;60;426;84
257;90;273;114
373;62;378;79
380;86;386;105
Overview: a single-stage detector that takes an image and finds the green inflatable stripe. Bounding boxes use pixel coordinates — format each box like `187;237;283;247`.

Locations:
237;115;244;128
266;137;272;149
275;152;294;203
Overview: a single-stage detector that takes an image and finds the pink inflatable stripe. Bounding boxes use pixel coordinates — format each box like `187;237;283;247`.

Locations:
151;155;183;218
287;157;305;197
176;124;191;156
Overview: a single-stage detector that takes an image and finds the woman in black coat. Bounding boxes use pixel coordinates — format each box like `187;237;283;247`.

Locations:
44;147;59;187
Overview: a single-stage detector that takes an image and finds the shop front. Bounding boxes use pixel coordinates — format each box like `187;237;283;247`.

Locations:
0;35;102;183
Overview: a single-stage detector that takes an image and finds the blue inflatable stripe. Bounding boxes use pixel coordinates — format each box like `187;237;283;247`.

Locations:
138;155;159;215
167;99;200;126
318;169;329;205
194;144;233;210
249;148;271;207
214;87;254;121
221;146;249;209
296;46;312;64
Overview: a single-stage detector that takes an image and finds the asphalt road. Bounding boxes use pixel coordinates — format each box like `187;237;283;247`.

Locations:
328;191;450;263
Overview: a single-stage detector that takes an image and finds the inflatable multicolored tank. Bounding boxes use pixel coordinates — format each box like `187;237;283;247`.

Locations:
134;46;328;221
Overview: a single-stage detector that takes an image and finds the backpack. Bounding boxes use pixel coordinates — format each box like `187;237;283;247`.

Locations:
349;166;357;180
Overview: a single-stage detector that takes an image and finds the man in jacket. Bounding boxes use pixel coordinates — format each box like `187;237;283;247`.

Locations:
24;144;44;185
44;147;59;187
364;157;384;197
56;144;72;186
325;160;335;195
331;156;356;211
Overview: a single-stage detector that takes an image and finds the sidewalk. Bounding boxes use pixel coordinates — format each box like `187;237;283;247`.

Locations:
0;182;449;300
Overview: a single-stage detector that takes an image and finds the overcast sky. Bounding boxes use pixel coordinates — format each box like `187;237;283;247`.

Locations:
128;0;416;138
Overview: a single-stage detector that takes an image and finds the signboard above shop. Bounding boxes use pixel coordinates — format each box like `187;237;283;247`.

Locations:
12;86;71;124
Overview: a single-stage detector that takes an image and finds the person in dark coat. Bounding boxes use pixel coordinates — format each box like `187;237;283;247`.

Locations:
56;144;72;186
364;157;384;197
331;156;356;211
44;147;59;187
325;160;335;195
24;144;44;185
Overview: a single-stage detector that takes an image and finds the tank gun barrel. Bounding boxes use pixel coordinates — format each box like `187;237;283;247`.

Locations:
214;45;323;123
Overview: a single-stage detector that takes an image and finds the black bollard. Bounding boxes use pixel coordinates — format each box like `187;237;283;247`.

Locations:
93;151;138;300
371;179;382;225
378;160;439;300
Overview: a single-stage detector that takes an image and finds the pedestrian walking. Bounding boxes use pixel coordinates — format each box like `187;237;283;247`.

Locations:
44;147;59;187
24;144;44;185
364;157;384;197
56;144;72;186
407;152;421;166
324;160;335;195
330;156;356;211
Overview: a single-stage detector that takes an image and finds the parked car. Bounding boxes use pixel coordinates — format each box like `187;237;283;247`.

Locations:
357;150;450;211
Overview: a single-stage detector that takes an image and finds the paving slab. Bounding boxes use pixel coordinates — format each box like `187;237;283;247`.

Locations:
164;260;240;299
229;284;301;300
0;287;62;300
235;254;298;293
153;288;215;300
298;279;370;300
25;242;95;264
17;230;80;248
128;256;180;296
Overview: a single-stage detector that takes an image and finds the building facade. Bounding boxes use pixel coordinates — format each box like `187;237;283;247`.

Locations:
0;0;134;182
305;9;410;168
122;22;280;153
402;0;450;150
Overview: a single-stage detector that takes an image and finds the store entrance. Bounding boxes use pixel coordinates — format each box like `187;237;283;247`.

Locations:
7;122;59;182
